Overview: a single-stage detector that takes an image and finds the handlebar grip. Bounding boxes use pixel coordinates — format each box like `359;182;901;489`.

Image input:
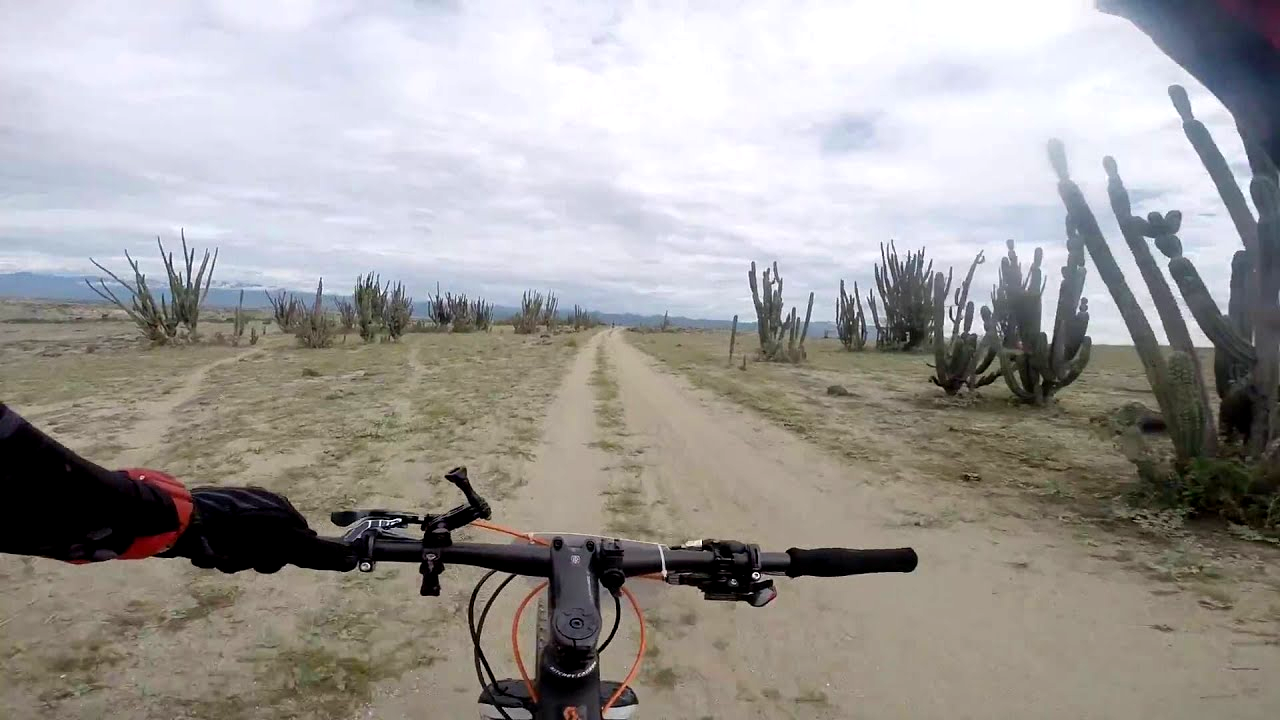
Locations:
784;547;918;577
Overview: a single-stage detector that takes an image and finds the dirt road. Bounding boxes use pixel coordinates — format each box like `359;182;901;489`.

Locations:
372;328;1279;719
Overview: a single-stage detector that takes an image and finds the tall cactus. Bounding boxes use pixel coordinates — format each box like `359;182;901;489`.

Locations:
158;230;218;339
353;272;387;343
929;252;1000;394
747;261;811;362
1047;138;1200;461
1050;85;1280;461
992;237;1092;405
383;281;413;341
85;232;217;344
514;290;544;334
232;289;247;345
835;279;868;351
296;278;335;349
872;241;936;350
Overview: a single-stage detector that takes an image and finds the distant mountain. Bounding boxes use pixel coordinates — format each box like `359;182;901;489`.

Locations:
0;271;833;337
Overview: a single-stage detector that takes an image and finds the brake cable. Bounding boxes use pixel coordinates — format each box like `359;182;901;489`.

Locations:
464;518;650;713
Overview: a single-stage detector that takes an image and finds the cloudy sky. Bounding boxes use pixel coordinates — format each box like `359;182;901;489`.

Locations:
0;1;1255;343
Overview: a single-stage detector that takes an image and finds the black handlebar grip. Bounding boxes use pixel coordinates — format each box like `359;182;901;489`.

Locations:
784;547;918;577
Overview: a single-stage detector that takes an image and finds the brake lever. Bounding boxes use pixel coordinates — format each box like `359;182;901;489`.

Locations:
671;540;779;608
337;517;418;572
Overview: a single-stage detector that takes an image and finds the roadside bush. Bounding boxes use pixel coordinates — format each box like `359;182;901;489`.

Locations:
1131;451;1280;535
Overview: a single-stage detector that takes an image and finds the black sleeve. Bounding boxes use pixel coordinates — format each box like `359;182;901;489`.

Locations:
0;402;182;561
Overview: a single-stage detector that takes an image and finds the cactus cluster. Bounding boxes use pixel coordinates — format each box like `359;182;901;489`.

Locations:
991;238;1093;405
334;298;356;336
515;289;558;334
748;261;813;363
1045;84;1280;463
928;252;1001;395
353;272;388;343
267;289;309;332
424;284;494;332
869;241;935;350
85;231;218;344
384;281;413;341
571;304;600;330
835;279;868;351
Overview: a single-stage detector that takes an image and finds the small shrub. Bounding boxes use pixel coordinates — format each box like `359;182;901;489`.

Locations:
1133;453;1280;534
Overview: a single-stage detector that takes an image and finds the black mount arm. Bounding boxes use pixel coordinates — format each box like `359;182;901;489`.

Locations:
329;466;492;595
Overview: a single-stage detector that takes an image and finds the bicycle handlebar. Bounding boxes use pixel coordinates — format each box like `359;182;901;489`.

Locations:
362;537;918;579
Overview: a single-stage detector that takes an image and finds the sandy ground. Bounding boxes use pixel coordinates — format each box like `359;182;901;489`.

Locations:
3;315;1278;719
377;329;1278;719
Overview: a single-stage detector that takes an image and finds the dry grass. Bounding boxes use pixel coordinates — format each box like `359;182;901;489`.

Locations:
0;302;580;720
630;331;1156;511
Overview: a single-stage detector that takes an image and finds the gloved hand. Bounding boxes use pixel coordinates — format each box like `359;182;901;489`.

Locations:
162;486;356;574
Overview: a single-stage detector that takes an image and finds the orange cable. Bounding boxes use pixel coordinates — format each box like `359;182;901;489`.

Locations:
483;519;651;714
512;580;548;702
474;519;550;545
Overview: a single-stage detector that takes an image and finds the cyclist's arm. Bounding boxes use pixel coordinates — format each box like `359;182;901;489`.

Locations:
0;402;192;562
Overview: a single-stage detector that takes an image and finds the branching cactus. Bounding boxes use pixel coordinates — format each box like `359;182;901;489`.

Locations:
992;237;1092;405
383;281;413;341
427;283;452;328
353;272;387;342
928;252;1000;394
1048;85;1280;462
266;290;307;332
158;230;217;339
515;290;544;334
296;278;335;349
748;261;812;362
85;232;217;344
334;298;356;338
835;279;868;351
542;291;560;330
873;241;936;350
471;297;494;331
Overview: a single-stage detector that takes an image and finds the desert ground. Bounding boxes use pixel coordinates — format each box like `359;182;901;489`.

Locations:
2;301;1279;719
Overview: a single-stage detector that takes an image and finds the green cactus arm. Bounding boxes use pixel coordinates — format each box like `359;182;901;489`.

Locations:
1169;85;1259;256
1166;350;1208;462
1049;241;1087;377
1047;140;1183;424
1102;155;1211;367
930;272;949;388
1055;337;1092;389
1166;256;1257;366
996;346;1036;402
1249;171;1280;455
799;291;814;349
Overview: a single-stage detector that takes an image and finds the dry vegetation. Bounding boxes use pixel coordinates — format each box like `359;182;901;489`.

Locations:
0;306;584;720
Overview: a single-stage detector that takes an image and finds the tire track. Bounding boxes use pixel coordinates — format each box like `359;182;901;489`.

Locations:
606;330;1279;719
116;346;264;467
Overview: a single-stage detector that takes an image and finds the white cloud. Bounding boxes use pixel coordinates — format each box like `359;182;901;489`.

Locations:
0;0;1255;342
